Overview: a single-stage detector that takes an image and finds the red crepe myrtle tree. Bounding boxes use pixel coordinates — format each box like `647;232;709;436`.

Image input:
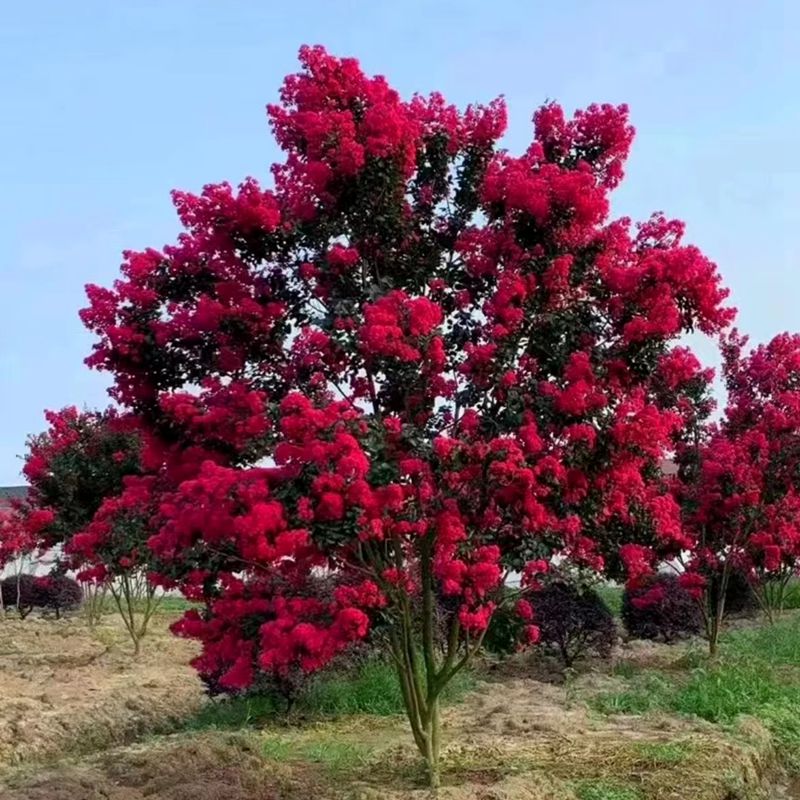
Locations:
79;47;733;786
0;508;35;613
12;408;158;649
669;331;800;655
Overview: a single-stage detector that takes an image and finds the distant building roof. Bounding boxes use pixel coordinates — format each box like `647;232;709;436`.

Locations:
0;486;28;507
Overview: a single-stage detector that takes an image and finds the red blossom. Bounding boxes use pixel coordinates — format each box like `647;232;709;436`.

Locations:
45;47;744;770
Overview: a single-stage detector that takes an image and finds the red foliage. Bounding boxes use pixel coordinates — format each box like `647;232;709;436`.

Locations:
65;46;738;778
675;331;800;610
0;508;35;572
9;407;143;582
75;45;734;682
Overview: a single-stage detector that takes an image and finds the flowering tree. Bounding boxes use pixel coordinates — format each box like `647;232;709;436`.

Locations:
672;331;800;654
12;408;156;648
0;508;33;613
79;47;732;786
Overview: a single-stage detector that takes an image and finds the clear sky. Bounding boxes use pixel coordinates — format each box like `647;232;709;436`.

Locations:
1;1;799;484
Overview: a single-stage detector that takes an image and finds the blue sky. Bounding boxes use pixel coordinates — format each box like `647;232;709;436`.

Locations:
1;1;799;484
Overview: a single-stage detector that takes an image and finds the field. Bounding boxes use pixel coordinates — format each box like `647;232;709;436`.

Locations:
1;603;800;799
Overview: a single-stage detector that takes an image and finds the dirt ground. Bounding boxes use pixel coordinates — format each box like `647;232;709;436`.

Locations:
0;616;787;800
0;613;204;768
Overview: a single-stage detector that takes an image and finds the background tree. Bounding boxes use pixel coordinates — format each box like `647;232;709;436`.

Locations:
10;408;154;651
672;331;800;655
79;46;733;787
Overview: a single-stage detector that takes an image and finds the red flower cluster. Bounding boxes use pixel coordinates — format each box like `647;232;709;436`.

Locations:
53;46;743;770
679;332;800;590
173;573;380;689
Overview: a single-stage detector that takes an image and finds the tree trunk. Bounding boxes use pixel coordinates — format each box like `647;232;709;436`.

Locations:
707;561;734;660
708;623;719;659
422;698;441;791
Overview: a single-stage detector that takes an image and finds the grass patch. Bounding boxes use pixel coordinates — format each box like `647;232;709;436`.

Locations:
303;658;406;716
184;692;280;731
296;739;373;775
153;595;200;614
720;616;800;666
305;657;475;717
756;702;800;772
591;673;672;715
595;583;623;617
769;578;800;611
261;733;373;777
630;739;693;766
592;616;800;776
672;661;800;722
184;657;475;731
574;779;642;800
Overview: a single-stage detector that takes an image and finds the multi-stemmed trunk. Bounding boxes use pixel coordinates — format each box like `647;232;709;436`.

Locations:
108;570;161;656
383;539;484;791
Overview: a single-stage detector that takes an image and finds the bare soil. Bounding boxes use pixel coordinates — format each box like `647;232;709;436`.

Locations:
0;613;204;768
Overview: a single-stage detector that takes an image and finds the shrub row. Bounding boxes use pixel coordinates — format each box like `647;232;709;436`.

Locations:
484;569;760;669
0;573;82;618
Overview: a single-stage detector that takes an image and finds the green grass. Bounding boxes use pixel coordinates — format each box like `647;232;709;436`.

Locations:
756;702;800;772
595;583;623;617
763;578;800;612
630;740;694;767
720;616;800;665
153;595;201;614
591;673;673;715
87;592;200;618
574;779;643;800
304;657;475;717
302;658;407;716
672;661;800;722
185;657;475;731
184;692;281;731
261;735;373;776
294;740;373;775
591;617;800;774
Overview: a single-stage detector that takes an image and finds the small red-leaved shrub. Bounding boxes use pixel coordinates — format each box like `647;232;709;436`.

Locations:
33;574;83;617
535;581;616;667
484;579;616;667
1;573;83;618
0;574;39;616
622;573;702;643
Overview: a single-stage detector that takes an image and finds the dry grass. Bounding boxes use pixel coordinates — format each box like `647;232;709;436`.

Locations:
0;681;777;800
0;614;790;799
0;613;204;769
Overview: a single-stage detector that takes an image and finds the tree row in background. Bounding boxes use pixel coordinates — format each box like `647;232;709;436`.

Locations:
3;45;800;790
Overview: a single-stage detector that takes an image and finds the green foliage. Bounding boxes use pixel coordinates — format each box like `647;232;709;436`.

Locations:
150;595;200;615
591;673;672;715
289;739;372;776
24;409;140;546
721;617;800;666
185;692;279;731
779;579;800;611
302;658;406;716
756;703;800;772
260;733;375;779
481;595;523;656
